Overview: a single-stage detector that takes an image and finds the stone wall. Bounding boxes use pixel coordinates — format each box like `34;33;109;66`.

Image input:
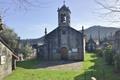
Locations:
113;30;120;54
0;41;13;80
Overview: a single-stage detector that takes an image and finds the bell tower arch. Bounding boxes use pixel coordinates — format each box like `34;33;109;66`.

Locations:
57;2;71;27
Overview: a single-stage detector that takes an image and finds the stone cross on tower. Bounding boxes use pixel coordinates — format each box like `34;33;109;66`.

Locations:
63;0;65;5
45;28;47;35
58;0;71;27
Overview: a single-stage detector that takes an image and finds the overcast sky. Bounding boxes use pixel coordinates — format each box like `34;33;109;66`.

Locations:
1;0;120;39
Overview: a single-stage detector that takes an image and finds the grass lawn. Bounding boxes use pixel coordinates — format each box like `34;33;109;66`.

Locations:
4;53;120;80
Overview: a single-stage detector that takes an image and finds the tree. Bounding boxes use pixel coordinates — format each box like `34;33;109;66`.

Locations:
0;25;34;59
95;0;120;73
0;26;18;50
114;53;120;73
20;43;33;58
0;0;52;14
1;0;40;17
0;0;31;17
95;0;120;22
103;45;113;65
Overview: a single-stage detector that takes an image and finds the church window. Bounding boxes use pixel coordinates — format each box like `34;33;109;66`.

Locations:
72;48;77;52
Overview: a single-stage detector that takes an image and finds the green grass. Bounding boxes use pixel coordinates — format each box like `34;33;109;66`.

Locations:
4;53;120;80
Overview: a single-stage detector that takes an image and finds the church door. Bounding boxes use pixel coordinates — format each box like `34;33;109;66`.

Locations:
60;47;68;60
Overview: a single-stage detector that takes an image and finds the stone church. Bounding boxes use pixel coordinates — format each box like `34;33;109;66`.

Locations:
36;4;85;61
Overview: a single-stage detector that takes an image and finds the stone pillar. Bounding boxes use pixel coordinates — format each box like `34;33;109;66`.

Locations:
81;26;85;61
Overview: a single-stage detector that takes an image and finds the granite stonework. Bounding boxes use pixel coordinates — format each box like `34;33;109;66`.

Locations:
0;38;18;80
36;4;85;61
113;30;120;54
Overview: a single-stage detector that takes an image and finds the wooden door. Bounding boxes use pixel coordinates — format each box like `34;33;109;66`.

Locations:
60;47;68;60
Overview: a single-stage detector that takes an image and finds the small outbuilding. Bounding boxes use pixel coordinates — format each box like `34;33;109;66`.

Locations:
0;17;19;80
0;37;19;80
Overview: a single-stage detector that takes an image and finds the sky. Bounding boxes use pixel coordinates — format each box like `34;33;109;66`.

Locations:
1;0;120;39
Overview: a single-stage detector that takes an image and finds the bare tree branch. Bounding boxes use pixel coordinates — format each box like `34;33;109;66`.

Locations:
95;0;120;24
95;0;120;12
0;0;56;17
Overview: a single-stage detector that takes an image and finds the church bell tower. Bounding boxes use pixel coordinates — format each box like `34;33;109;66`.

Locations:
58;1;71;27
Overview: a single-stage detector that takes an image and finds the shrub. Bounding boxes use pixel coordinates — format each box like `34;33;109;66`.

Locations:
95;49;103;57
103;46;113;65
20;44;33;59
114;53;120;73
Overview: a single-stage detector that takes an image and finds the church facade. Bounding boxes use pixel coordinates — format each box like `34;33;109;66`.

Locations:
37;4;85;61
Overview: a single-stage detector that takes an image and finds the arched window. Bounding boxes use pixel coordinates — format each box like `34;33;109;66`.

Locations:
61;14;67;23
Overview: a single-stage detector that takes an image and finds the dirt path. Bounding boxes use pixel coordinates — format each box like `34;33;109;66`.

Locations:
37;61;83;70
